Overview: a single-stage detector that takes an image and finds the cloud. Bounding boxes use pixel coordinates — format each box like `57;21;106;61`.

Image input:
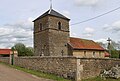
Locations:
95;38;108;43
85;27;94;33
82;27;95;38
74;0;99;6
103;20;120;33
82;33;94;38
0;18;33;48
94;38;108;49
62;10;70;18
0;27;13;37
71;32;78;37
112;21;120;32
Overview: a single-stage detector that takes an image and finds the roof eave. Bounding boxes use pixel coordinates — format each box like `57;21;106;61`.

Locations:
73;48;106;51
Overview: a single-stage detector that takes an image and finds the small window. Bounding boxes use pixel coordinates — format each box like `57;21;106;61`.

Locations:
39;23;42;31
58;22;62;30
84;51;86;57
93;52;95;57
44;45;46;49
99;52;101;57
61;50;64;56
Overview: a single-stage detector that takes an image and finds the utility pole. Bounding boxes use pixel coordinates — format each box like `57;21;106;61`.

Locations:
11;46;16;65
107;38;111;58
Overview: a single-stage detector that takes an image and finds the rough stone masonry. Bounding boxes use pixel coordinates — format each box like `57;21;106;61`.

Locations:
1;57;120;81
33;9;70;56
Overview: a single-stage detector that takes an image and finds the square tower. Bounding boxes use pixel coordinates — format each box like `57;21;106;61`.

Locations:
33;9;70;56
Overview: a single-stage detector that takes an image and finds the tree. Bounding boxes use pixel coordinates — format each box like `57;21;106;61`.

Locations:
111;49;119;58
12;43;34;56
108;40;120;58
25;47;34;56
97;40;120;58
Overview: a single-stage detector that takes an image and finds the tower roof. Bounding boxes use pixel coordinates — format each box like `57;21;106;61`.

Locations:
33;9;70;22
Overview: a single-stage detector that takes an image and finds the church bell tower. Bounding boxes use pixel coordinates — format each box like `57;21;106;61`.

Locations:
33;8;70;56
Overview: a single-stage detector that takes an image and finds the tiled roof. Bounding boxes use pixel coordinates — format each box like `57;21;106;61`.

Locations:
104;52;110;57
70;37;105;51
33;9;70;22
0;49;12;55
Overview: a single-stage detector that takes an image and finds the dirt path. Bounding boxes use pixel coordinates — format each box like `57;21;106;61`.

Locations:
0;64;54;81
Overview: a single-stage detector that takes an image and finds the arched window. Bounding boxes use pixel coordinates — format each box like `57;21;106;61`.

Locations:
39;23;42;31
58;22;62;30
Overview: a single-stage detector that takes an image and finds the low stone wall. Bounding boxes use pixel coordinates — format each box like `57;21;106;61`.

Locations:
0;57;10;64
14;56;77;80
1;56;120;81
78;58;120;80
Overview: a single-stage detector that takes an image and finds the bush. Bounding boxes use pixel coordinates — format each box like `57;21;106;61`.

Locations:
12;43;34;56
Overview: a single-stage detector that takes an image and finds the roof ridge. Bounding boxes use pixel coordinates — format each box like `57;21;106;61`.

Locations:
33;9;70;22
0;48;11;50
70;37;93;41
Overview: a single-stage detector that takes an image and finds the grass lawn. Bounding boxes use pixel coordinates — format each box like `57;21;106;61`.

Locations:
0;62;71;81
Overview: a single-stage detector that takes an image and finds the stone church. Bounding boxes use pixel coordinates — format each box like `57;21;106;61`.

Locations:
33;8;109;58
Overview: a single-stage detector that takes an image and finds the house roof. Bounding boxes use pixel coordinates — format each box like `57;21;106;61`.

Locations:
104;52;110;57
33;9;70;22
0;49;12;55
70;37;105;51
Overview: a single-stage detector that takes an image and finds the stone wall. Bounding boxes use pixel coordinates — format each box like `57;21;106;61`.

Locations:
14;57;77;80
0;57;10;64
34;16;49;56
34;15;70;56
78;58;120;80
73;50;105;58
1;56;120;81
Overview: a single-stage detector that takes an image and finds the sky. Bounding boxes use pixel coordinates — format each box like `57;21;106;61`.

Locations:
0;0;120;48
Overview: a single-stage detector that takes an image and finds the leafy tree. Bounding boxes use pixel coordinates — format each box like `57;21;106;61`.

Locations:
108;40;120;58
97;40;120;58
25;47;34;56
12;43;34;56
111;49;119;58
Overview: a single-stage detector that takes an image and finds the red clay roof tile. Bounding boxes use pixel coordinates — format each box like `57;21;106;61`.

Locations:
0;49;12;55
70;37;105;51
104;52;110;57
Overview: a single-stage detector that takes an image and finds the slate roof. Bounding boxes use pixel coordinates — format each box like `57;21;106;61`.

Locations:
0;49;12;55
33;9;70;22
70;37;105;51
